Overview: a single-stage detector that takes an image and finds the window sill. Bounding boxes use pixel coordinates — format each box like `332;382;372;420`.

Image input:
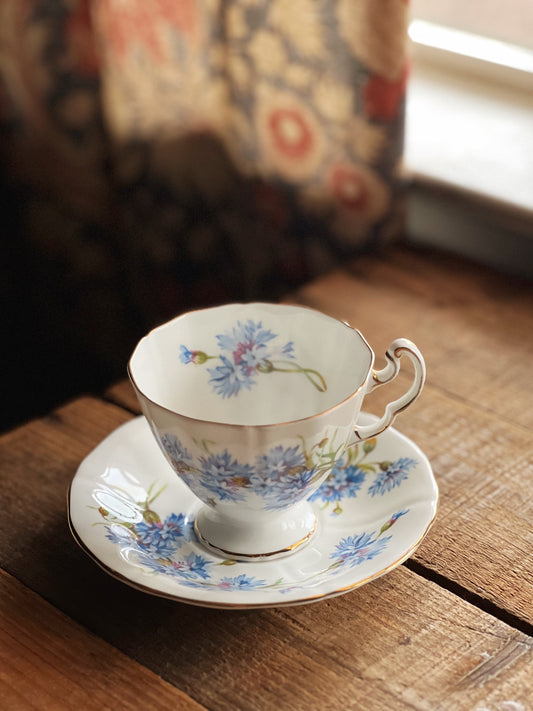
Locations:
404;45;533;277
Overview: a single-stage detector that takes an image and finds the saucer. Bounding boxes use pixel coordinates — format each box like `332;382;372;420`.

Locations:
68;415;438;609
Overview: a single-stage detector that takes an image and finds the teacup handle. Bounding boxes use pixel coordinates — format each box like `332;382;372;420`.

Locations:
353;338;426;442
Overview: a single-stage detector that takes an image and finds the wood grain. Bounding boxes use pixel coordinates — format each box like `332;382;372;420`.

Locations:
1;396;532;710
106;375;533;628
292;246;533;429
372;380;533;627
105;379;139;413
0;570;204;710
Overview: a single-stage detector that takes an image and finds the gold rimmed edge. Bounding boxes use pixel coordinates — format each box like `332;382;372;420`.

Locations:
192;515;317;561
67;482;439;611
127;302;375;431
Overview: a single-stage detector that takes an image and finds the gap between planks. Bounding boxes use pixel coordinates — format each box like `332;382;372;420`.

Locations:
404;559;533;639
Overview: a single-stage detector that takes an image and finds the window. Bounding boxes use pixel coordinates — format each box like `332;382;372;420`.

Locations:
405;0;533;276
410;0;533;51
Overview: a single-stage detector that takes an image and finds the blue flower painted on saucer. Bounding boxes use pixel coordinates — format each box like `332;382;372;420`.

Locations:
331;511;408;568
368;457;417;497
218;574;267;591
179;320;327;397
310;438;417;514
95;480;411;594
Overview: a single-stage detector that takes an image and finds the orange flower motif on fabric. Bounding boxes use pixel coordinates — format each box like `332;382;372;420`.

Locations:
256;87;325;181
97;0;199;61
364;64;409;121
269;109;314;161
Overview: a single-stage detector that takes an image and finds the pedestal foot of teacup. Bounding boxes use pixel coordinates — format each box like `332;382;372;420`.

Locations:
194;502;317;561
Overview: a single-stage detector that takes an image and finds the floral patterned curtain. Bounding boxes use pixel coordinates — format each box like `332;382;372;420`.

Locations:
1;0;409;376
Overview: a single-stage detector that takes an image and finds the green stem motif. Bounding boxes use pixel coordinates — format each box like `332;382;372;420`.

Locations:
269;360;328;393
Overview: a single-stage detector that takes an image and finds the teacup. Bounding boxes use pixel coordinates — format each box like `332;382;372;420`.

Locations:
128;303;425;560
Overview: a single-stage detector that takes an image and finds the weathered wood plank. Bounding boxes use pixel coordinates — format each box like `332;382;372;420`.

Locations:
369;380;533;627
1;398;532;710
282;246;533;626
291;245;533;429
0;570;204;710
105;379;139;413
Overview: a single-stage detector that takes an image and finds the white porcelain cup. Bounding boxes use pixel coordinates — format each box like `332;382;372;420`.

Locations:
128;303;425;560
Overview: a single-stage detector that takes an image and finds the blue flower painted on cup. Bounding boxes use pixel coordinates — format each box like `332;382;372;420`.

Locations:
251;444;316;510
180;319;326;398
197;451;254;503
160;434;194;475
159;433;335;509
158;428;418;512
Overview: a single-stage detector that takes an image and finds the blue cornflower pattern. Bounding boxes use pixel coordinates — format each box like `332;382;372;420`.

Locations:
197;450;253;502
208;355;254;398
179;345;194;364
179;345;209;365
97;480;410;594
368;458;416;497
174;553;212;580
180;319;325;398
331;532;391;567
158;431;418;511
135;513;192;557
218;574;267;590
310;461;365;505
255;445;305;480
216;320;278;364
105;524;137;546
160;434;193;474
136;551;212;583
251;444;315;509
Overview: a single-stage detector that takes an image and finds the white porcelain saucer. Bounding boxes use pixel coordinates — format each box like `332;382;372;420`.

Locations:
68;415;438;609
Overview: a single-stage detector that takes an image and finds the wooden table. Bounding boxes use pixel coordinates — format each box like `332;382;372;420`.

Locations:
1;245;532;710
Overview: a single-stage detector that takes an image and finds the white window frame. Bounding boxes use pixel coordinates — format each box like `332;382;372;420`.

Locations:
404;19;533;276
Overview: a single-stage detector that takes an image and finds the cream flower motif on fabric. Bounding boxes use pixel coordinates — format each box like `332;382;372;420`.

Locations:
255;84;326;182
350;118;387;165
337;0;408;81
331;116;387;165
104;35;212;139
269;0;325;60
226;4;248;41
284;63;315;92
312;77;354;124
248;30;288;77
228;51;252;92
209;42;226;72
